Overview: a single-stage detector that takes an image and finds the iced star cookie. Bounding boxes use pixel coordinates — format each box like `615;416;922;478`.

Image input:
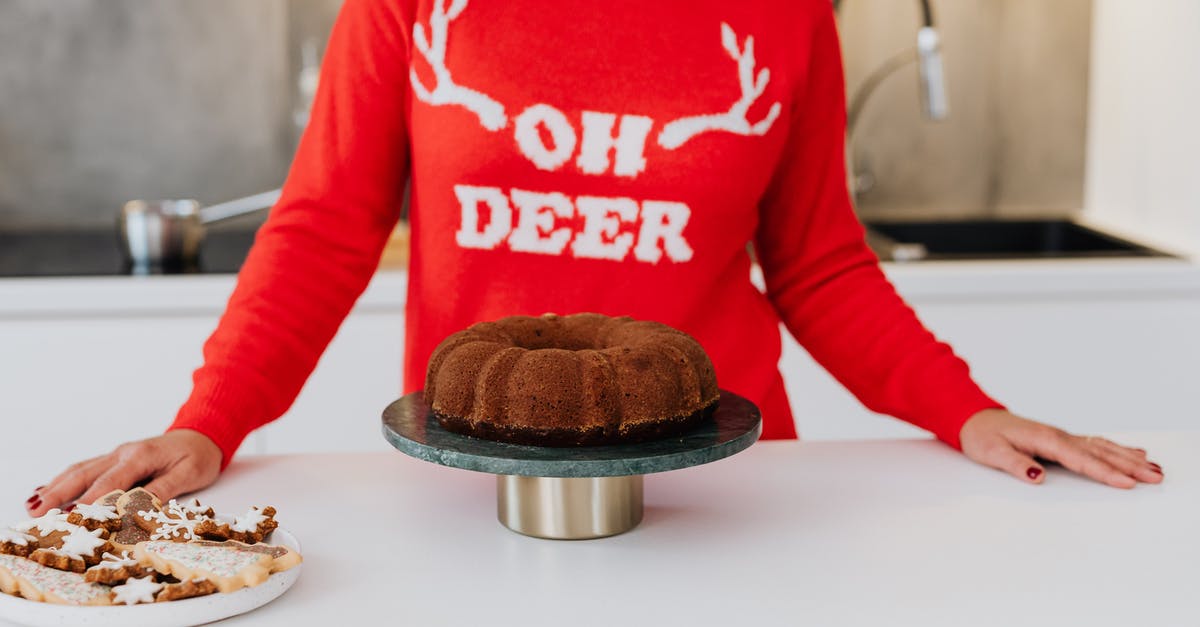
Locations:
194;506;279;544
133;540;281;593
66;503;122;533
29;527;111;573
0;554;112;605
110;575;162;605
12;509;74;549
0;528;37;558
84;551;157;585
171;498;215;520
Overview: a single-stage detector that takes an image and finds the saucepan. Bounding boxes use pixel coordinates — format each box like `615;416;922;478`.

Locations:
116;189;281;270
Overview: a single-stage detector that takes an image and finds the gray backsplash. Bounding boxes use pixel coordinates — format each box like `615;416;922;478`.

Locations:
0;0;1089;230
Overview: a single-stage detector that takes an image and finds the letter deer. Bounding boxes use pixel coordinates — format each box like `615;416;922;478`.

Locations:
657;23;782;150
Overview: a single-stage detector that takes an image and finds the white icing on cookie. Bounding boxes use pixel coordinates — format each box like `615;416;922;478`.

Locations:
140;509;200;541
0;553;111;605
230;507;269;534
0;528;36;546
112;575;162;605
71;503;119;522
57;527;107;559
171;498;212;518
14;509;73;535
92;551;138;570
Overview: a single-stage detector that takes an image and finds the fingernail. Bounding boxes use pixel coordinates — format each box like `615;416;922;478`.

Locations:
1027;467;1043;480
25;494;38;504
1149;462;1162;471
29;497;42;510
63;502;76;513
34;486;45;492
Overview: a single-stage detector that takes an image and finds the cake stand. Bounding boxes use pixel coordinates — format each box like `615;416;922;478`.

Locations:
381;390;761;540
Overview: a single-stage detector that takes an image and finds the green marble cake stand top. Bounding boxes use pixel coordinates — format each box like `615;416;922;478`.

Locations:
381;390;762;478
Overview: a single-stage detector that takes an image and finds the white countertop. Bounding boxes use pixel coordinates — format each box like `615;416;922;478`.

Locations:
3;255;1199;318
2;434;1193;626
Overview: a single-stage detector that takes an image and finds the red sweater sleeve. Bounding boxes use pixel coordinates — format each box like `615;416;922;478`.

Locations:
168;0;410;467
755;9;1002;449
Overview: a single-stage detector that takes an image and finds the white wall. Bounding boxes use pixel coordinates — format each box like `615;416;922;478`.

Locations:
1084;1;1200;258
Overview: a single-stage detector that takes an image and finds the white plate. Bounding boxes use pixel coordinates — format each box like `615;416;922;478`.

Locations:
0;529;302;627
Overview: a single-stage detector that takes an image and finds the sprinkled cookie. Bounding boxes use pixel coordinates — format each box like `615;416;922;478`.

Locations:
133;540;277;593
156;577;218;602
195;506;279;544
189;539;302;574
110;575;162;605
93;490;125;507
110;488;162;550
0;528;37;558
0;554;112;605
66;503;122;533
85;551;157;585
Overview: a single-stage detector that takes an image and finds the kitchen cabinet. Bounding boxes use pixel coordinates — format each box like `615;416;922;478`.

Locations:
2;258;1198;475
784;259;1200;441
0;274;405;477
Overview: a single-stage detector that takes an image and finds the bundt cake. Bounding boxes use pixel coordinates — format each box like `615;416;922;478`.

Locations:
424;313;720;446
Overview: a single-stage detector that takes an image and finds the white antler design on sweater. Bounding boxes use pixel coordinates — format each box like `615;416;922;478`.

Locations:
657;23;782;150
410;0;507;131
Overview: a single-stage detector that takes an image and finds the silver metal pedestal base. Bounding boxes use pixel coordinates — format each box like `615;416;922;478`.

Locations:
497;475;644;540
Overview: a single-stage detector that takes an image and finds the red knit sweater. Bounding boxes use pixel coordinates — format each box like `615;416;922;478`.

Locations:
170;0;1002;467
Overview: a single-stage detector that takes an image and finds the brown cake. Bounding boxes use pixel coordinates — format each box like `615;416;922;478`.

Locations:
424;313;719;446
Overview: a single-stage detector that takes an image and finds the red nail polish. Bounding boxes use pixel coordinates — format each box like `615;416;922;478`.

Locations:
25;494;38;504
63;503;76;513
35;486;45;492
1027;467;1043;480
29;497;42;510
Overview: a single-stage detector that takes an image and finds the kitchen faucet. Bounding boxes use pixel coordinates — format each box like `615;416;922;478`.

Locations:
839;0;949;200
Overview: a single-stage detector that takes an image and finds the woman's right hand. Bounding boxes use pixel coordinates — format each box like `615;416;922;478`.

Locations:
26;429;222;517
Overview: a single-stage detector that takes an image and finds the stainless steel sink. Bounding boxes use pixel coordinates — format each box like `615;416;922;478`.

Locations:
864;219;1172;262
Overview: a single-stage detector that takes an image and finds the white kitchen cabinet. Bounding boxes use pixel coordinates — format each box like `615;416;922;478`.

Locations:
784;259;1200;441
0;274;407;479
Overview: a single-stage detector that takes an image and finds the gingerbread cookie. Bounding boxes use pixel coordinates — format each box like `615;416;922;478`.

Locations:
133;540;278;593
84;551;157;585
28;527;110;573
0;554;112;605
110;575;162;605
93;490;125;507
110;488;162;550
195;506;278;544
134;499;211;542
156;577;218;602
13;509;74;548
66;503;121;533
0;528;37;558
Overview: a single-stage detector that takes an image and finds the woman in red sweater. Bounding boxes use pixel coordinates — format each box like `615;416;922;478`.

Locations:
27;0;1160;516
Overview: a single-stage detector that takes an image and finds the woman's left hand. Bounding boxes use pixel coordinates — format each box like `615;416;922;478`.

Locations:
959;409;1164;488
